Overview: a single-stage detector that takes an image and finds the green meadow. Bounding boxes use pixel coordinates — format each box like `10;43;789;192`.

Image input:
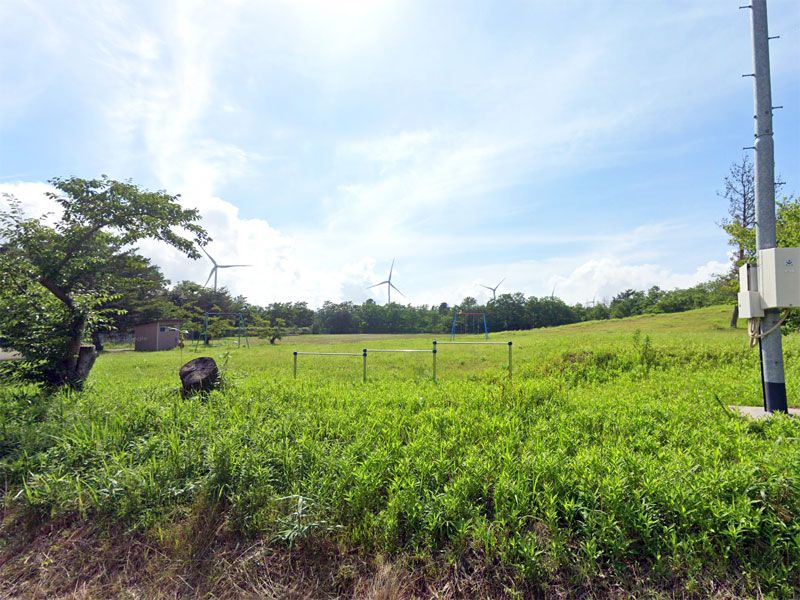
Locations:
2;306;799;598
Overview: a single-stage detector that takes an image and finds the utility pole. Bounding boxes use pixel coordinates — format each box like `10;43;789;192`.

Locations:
746;0;788;413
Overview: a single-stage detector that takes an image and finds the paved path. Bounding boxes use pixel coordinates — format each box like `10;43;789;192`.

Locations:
0;350;22;360
730;405;799;420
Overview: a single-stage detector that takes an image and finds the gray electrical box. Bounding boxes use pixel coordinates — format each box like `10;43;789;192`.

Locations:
758;248;800;309
738;263;764;318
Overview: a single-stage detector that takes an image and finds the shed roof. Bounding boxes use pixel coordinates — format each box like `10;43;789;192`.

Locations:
134;319;182;328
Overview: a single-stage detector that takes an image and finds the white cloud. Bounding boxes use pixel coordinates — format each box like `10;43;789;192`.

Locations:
0;182;61;224
546;258;730;306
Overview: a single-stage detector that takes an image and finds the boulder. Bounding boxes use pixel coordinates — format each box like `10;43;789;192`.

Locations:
179;357;219;395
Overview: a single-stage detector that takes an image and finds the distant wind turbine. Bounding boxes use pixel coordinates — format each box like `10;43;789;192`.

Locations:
479;278;505;300
368;259;404;304
201;246;251;291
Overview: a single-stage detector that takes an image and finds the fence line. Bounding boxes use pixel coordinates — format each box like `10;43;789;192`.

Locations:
433;340;513;380
293;349;367;382
367;348;437;381
434;342;507;345
365;349;433;352
292;342;513;383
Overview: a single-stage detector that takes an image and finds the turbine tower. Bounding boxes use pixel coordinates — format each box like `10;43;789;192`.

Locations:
479;278;505;300
201;246;251;291
368;258;404;304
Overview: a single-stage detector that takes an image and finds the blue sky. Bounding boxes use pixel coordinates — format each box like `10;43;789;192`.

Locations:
1;0;798;308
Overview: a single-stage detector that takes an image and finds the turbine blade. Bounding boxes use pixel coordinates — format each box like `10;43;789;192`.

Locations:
368;281;389;289
203;267;216;287
479;284;493;291
218;264;252;268
389;282;405;297
388;258;395;280
497;278;505;288
200;246;216;265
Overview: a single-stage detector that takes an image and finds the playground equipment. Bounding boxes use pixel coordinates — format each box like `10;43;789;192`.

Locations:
450;312;488;340
193;312;250;349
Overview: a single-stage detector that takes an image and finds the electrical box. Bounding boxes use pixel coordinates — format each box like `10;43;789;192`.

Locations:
757;248;800;309
738;263;764;318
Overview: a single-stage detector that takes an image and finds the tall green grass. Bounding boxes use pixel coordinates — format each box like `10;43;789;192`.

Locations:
2;306;799;596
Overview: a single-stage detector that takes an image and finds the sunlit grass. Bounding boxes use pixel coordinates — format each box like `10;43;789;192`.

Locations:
2;305;799;596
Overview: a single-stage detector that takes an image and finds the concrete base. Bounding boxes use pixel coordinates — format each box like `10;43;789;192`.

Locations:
730;405;800;420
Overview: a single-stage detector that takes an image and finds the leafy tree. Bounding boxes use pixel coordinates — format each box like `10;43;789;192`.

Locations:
0;176;207;387
609;289;647;319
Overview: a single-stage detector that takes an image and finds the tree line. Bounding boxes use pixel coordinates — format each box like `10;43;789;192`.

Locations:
96;271;731;337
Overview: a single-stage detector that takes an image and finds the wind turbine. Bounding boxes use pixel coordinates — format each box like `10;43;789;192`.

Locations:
201;246;251;291
479;278;505;300
368;259;405;304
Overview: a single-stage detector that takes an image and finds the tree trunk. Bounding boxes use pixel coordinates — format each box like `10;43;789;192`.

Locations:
730;305;739;328
46;312;97;389
74;345;98;384
180;357;219;396
91;330;104;352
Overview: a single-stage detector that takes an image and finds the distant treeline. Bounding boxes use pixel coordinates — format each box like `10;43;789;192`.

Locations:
312;277;732;334
111;274;733;340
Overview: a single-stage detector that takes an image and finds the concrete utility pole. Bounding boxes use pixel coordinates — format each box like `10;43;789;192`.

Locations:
747;0;788;413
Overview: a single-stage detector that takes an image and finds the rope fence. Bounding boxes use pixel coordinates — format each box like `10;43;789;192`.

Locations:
433;340;513;380
293;341;513;382
293;349;367;382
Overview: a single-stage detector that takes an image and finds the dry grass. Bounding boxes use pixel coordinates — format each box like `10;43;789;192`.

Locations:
0;511;762;600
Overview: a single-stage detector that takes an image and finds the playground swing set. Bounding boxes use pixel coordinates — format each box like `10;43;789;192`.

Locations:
193;312;250;350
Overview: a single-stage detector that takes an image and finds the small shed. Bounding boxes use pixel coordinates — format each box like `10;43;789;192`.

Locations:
134;320;182;352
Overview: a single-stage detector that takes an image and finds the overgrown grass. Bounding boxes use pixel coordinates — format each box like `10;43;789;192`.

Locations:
2;306;799;597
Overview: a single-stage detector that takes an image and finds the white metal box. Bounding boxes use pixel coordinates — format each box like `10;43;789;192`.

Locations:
738;263;764;318
758;248;800;309
738;291;764;318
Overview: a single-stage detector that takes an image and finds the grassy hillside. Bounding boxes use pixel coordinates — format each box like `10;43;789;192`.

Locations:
1;306;799;598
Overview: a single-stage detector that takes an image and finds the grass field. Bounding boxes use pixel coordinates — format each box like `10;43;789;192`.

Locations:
1;306;799;599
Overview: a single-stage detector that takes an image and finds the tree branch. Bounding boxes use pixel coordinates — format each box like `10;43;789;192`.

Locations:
39;277;74;309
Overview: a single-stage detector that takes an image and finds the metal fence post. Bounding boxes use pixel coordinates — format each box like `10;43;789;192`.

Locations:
363;349;367;383
432;341;437;382
293;351;298;379
508;341;513;379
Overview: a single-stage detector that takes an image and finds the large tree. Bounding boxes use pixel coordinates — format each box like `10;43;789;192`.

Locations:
0;176;208;387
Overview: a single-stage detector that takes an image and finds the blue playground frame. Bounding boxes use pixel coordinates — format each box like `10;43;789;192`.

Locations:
450;312;488;341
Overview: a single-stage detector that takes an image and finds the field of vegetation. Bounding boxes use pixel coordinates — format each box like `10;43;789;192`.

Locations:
2;306;799;599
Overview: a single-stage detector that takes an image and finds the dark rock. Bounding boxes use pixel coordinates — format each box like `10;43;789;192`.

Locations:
180;357;219;395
